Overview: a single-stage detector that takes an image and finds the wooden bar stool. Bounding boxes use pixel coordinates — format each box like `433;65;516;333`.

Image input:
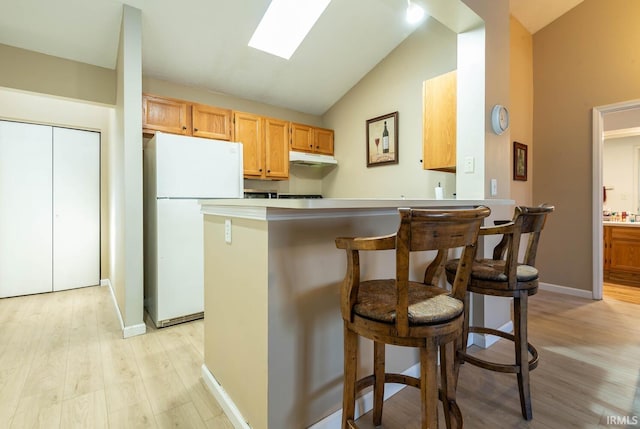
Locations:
336;206;490;429
444;205;554;420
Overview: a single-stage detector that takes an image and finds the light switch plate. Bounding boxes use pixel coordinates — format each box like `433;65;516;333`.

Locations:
224;219;232;243
464;156;475;173
490;179;498;196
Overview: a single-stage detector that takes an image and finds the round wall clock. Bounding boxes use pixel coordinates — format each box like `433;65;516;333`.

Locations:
491;104;509;135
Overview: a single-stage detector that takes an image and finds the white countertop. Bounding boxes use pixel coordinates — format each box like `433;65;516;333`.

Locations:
603;221;640;227
200;198;514;220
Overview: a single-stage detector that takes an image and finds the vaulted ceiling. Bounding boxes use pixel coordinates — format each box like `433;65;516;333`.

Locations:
0;0;583;115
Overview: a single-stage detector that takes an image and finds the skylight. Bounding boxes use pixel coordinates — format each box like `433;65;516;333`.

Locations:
248;0;332;60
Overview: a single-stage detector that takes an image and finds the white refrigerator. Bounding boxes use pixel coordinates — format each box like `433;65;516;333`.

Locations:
144;132;243;327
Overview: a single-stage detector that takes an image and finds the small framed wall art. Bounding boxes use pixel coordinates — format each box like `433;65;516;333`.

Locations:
513;141;528;181
366;111;398;167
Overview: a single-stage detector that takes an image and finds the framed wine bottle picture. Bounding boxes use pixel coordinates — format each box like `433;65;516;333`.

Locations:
366;111;398;167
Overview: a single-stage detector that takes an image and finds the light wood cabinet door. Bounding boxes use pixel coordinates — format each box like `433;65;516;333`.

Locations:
314;127;334;155
290;122;313;152
264;118;289;179
423;70;456;172
143;94;191;135
192;104;232;141
233;112;263;178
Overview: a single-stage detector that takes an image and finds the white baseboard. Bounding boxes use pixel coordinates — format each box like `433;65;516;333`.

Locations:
471;321;513;349
201;365;251;429
308;363;421;429
103;278;146;339
539;282;593;299
123;323;146;338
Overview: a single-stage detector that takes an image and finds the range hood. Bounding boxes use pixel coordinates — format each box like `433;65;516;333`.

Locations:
289;151;337;166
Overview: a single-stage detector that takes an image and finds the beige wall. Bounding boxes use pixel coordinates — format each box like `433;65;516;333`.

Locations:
533;0;640;290
509;16;533;206
0;43;116;105
203;216;269;429
321;18;458;199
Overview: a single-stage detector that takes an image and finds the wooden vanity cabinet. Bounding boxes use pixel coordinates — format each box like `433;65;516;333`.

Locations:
604;225;640;286
233;112;288;180
422;70;456;172
290;123;334;156
142;94;232;140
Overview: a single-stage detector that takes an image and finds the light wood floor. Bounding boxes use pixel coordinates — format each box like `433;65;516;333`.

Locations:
0;285;233;428
604;281;640;305
355;289;640;428
2;286;639;428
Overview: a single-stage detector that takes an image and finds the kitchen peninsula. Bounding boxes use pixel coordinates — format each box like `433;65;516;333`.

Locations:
199;198;514;429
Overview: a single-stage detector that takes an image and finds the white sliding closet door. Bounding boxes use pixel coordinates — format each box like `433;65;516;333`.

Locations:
53;127;100;291
0;121;53;297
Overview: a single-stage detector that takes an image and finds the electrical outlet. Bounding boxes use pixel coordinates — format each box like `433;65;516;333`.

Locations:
224;219;232;243
464;156;475;173
490;179;498;196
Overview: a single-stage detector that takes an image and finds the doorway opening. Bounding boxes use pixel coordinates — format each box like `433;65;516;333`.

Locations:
593;99;640;304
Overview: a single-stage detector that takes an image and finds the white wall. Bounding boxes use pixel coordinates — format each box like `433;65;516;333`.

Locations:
603;135;640;213
321;18;457;199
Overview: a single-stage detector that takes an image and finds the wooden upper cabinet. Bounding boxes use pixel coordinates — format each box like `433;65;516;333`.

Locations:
290;123;313;152
422;70;456;172
264;118;289;179
290;122;334;156
233;112;289;180
192;104;232;140
233;112;263;178
314;127;334;155
143;95;190;135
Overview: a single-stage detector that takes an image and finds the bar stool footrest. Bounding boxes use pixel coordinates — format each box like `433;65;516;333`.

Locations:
459;326;539;373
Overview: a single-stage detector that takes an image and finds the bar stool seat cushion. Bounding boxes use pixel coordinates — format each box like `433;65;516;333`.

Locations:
445;259;539;283
353;279;463;325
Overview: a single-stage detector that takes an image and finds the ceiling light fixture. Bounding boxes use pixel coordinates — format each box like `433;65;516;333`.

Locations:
406;0;425;24
248;0;332;60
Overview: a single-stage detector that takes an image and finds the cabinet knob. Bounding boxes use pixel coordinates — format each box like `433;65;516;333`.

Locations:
419;159;423;163
259;168;263;172
316;146;319;149
194;128;198;132
309;144;313;148
267;169;271;173
182;126;187;130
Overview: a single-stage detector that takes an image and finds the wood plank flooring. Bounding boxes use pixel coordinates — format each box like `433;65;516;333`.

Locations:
604;281;640;305
1;285;639;428
0;285;233;428
355;289;640;428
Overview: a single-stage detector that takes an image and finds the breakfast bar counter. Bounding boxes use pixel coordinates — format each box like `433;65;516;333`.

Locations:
199;198;514;429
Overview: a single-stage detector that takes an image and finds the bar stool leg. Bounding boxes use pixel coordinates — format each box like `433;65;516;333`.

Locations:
421;337;439;429
440;340;461;429
514;290;533;420
343;325;358;429
373;341;385;425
